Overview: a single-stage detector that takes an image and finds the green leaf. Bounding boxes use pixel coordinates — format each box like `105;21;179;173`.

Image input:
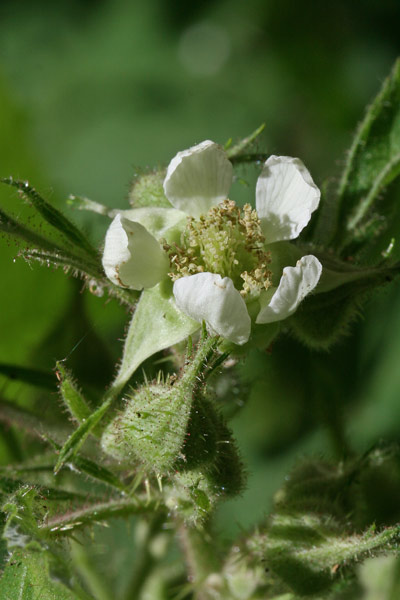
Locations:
46;437;126;492
325;59;400;250
0;549;79;600
1;177;98;259
346;154;400;234
53;396;113;475
0;206;104;282
112;283;199;393
0;206;57;250
56;362;91;424
68;454;126;492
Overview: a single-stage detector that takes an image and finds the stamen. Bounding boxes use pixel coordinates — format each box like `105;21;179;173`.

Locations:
163;199;272;297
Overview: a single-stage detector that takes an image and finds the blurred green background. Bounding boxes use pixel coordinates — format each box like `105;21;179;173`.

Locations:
1;0;400;542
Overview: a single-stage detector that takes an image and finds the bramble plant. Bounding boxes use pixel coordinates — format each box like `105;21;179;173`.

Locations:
0;60;400;599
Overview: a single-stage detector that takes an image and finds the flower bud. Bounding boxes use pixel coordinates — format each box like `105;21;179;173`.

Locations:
101;382;193;474
166;407;245;523
101;335;220;474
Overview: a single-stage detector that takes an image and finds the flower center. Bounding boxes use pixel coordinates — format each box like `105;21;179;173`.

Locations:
163;200;272;298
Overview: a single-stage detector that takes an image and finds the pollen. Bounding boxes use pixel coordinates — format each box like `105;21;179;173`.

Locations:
163;199;272;298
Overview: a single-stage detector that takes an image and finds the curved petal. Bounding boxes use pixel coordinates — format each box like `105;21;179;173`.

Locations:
256;156;320;243
173;272;251;345
163;140;233;218
102;214;169;290
256;255;322;324
116;207;187;242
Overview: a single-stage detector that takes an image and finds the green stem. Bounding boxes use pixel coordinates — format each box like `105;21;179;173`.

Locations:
39;496;158;535
313;363;352;459
345;154;400;234
70;539;114;600
179;523;221;600
123;514;167;600
181;333;219;388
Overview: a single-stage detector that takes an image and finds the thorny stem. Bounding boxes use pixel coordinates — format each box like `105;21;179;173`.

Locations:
180;332;219;388
39;496;159;535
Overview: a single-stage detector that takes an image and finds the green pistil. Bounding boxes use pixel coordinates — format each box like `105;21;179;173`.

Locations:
163;200;272;298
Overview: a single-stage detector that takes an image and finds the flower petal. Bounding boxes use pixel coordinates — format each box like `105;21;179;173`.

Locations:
163;140;233;218
116;207;186;242
173;272;251;345
256;255;322;323
256;156;320;243
102;214;169;290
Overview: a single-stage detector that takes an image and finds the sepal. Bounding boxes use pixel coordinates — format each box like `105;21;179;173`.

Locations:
129;168;171;208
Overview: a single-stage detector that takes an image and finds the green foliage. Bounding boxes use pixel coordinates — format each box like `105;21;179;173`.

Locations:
0;177;98;259
53;393;114;475
56;362;92;424
47;438;127;492
111;282;199;392
0;180;138;309
315;59;400;254
193;447;400;599
0;548;79;600
240;447;400;598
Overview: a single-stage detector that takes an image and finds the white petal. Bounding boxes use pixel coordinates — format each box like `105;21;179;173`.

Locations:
102;214;169;290
256;255;322;324
173;272;251;345
256;156;320;243
115;207;187;242
163;140;233;218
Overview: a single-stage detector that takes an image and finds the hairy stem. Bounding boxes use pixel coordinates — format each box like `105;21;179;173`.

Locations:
179;522;221;600
123;514;167;600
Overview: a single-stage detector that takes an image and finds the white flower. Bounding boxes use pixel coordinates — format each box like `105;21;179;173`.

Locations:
102;141;322;345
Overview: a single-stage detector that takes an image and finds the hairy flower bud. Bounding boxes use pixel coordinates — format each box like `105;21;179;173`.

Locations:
101;335;220;474
166;412;245;523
